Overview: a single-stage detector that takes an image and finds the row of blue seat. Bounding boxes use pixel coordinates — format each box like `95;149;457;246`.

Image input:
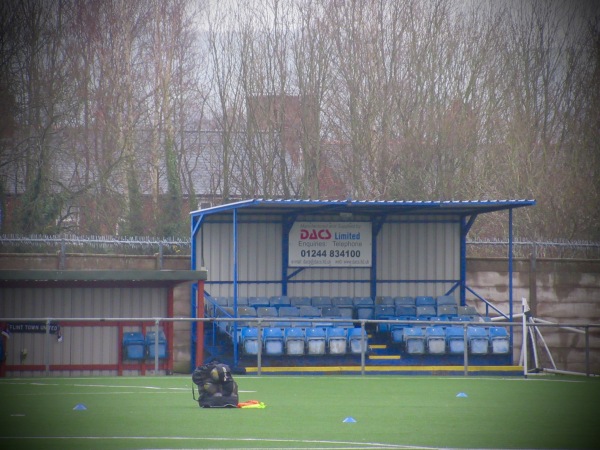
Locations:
235;323;510;357
236;326;367;356
210;295;458;308
207;295;464;321
395;325;510;355
122;331;167;360
213;304;482;334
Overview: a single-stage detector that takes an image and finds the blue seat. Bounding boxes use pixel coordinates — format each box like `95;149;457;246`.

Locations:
241;327;259;355
394;296;415;307
248;296;270;308
376;296;395;306
436;304;458;319
257;306;278;317
456;315;477;322
404;327;426;354
278;306;300;316
232;296;249;306
269;296;291;308
416;305;436;319
256;306;279;326
390;316;414;344
395;305;417;317
347;327;368;354
374;305;396;333
326;327;347;354
415;296;436;307
319;305;345;328
426;326;446;354
219;296;232;306
291;319;313;329
331;296;355;319
457;305;478;316
436;295;456;307
277;306;301;325
305;327;327;355
445;326;466;354
428;316;445;323
235;306;257;329
284;327;305;355
489;327;510;354
468;326;489;354
289;296;311;306
237;305;257;317
353;297;374;320
145;331;167;359
298;305;321;318
123;331;146;360
208;296;230;309
216;307;234;333
263;327;284;355
311;296;332;308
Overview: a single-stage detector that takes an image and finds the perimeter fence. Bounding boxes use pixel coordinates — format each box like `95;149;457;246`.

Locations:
467;238;600;259
0;234;189;256
1;235;599;259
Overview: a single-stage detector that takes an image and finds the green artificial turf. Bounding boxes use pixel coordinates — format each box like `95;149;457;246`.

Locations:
0;374;598;449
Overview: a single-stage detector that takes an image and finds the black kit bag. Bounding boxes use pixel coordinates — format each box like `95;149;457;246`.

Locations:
192;361;239;408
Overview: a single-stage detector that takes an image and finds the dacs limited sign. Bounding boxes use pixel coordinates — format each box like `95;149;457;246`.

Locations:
289;221;372;267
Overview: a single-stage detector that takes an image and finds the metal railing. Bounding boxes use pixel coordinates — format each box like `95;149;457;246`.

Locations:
2;316;598;377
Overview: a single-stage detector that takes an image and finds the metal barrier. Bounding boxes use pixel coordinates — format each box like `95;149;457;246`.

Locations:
2;315;598;377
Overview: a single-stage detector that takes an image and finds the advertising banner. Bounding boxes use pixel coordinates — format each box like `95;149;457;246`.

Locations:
289;221;372;267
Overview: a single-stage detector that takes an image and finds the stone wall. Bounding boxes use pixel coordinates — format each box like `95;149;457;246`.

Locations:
2;253;599;374
467;258;600;374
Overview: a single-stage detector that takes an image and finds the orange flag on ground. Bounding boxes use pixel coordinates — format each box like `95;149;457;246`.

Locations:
237;400;266;408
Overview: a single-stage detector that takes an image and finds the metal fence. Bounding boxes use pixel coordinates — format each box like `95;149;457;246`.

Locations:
0;234;190;256
1;316;598;377
467;239;600;259
1;235;599;259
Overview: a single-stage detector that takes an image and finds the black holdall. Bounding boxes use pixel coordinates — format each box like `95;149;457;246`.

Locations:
191;360;239;408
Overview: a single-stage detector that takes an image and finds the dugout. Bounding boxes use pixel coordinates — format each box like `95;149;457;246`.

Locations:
190;198;535;371
0;269;206;376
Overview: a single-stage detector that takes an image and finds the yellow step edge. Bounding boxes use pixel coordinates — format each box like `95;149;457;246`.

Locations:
369;344;387;349
243;365;524;373
368;355;401;360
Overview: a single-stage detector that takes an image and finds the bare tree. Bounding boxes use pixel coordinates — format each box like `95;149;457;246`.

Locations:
1;0;81;233
206;4;245;203
485;0;599;239
291;0;332;198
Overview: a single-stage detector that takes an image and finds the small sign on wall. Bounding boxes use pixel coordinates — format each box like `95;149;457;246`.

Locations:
289;221;372;267
7;321;60;334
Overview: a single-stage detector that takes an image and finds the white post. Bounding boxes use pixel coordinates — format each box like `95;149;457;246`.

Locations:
522;298;528;378
154;319;160;374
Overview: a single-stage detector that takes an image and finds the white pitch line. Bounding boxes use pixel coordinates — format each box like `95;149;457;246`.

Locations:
0;436;433;449
0;380;254;392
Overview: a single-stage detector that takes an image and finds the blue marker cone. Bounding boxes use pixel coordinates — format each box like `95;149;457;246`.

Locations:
343;417;357;423
73;403;87;410
456;392;468;398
